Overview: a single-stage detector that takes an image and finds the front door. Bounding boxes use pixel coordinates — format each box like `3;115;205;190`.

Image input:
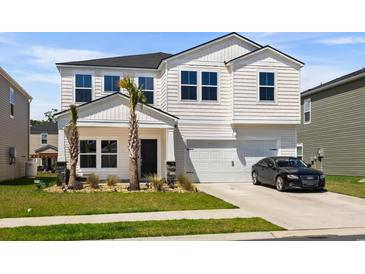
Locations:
140;139;158;178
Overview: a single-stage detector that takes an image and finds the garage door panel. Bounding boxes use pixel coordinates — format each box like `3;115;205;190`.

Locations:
187;140;278;183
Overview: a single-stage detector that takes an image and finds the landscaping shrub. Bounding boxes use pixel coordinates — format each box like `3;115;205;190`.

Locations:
87;173;100;189
147;174;165;192
177;174;197;192
106;175;120;187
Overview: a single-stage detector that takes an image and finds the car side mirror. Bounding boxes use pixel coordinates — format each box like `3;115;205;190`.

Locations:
307;163;312;168
268;162;275;169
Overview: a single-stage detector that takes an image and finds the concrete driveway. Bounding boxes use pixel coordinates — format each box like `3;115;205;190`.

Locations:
197;183;365;230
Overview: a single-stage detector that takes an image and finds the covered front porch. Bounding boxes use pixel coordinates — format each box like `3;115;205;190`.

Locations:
55;93;178;180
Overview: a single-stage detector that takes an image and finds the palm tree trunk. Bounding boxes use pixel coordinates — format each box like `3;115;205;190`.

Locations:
128;109;140;190
68;128;79;188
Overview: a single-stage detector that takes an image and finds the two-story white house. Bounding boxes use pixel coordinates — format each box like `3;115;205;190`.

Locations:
54;32;303;183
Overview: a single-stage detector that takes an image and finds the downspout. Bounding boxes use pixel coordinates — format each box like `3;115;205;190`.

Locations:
28;97;32;161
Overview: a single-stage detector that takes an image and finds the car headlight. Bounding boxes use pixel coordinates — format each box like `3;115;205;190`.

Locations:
287;174;299;180
320;174;325;180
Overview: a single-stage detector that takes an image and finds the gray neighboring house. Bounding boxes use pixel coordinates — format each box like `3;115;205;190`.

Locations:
298;68;365;176
0;67;32;181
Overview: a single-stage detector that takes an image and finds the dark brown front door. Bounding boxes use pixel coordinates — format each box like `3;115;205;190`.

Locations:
140;139;157;178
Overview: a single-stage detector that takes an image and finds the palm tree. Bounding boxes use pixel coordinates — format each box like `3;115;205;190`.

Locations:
64;104;79;189
120;76;146;191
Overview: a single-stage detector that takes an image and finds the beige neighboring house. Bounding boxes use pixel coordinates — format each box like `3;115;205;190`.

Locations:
0;67;32;181
30;122;58;171
54;32;303;182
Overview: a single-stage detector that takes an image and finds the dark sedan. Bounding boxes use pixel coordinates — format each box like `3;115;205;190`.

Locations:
251;157;325;191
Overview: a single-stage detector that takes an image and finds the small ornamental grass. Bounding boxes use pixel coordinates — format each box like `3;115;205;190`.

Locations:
147;174;165;192
177;174;197;192
106;175;120;187
87;173;100;189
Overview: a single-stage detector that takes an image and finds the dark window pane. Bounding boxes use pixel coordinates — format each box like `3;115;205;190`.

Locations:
260;87;274;101
202;87;217;101
138;77;145;89
145;77;153;90
267;72;274;86
104;76;112;91
102;155;117;168
210;72;217;85
10;104;14;116
75;75;83;87
101;140;117;153
112;76;120;92
181;86;197;100
304;112;310;122
181;71;189;85
84;75;92;87
80;140;96;153
202;72;209;85
144;91;154;104
181;71;197;85
75;89;92;103
259;72;267;86
80;155;96;168
202;72;217;86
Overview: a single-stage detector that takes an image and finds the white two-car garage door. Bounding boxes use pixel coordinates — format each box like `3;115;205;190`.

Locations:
186;140;278;183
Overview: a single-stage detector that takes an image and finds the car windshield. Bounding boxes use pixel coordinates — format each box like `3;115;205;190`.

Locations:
276;158;307;168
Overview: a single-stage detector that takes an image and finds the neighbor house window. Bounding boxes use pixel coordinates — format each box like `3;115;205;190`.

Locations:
101;140;117;168
80;140;96;168
259;72;275;101
10;88;14;117
303;98;311;124
202;72;218;101
41;133;48;144
104;75;120;93
181;71;197;100
138;77;154;104
297;143;303;160
75;74;92;103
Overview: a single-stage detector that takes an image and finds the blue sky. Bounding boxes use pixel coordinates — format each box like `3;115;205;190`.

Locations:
1;32;364;120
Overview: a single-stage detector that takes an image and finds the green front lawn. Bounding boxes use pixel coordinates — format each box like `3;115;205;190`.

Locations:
0;217;283;240
326;175;365;198
0;174;236;218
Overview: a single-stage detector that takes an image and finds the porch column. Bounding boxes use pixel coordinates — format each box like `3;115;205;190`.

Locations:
166;128;175;162
58;129;66;161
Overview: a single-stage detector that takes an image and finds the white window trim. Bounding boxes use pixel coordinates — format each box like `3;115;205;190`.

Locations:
40;133;48;145
79;139;97;170
137;76;155;105
102;71;122;95
10;87;14;119
73;70;95;104
297;143;303;159
101;140;118;169
178;68;220;104
257;70;277;104
135;73;156;106
201;71;219;102
303;98;311;124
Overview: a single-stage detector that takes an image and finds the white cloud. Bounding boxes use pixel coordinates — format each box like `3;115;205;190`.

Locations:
28;46;106;66
24;73;59;84
317;36;365;45
0;34;16;45
301;65;350;91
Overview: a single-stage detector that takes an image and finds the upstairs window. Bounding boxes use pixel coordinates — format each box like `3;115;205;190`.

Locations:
75;74;92;103
41;133;48;144
303;98;311;124
104;75;120;93
202;72;218;101
79;140;96;168
138;77;154;104
101;140;118;168
181;71;197;100
9;88;14;117
259;72;275;101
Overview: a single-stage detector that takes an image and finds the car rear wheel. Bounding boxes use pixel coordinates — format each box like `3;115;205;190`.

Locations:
252;172;261;185
276;176;285;192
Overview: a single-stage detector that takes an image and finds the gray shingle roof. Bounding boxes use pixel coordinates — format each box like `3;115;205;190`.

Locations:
31;122;58;134
56;52;173;69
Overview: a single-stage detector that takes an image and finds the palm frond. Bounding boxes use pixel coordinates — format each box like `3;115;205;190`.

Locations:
119;76;146;110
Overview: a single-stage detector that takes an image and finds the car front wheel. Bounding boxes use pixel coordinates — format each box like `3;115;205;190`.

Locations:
276;176;285;192
252;172;261;185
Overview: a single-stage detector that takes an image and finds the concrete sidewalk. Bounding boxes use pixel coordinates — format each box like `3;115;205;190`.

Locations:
0;209;254;228
120;227;365;241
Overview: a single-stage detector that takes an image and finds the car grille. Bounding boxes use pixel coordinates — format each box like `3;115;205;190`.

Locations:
300;175;319;186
